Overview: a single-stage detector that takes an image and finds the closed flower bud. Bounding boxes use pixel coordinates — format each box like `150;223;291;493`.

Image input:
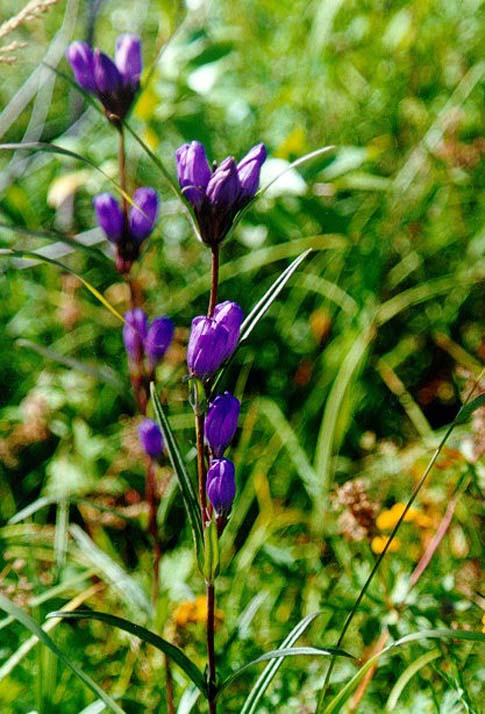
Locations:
66;41;96;92
128;187;159;242
115;34;142;89
138;418;163;458
206;157;240;209
237;143;266;201
145;317;174;367
206;458;236;515
93;193;124;242
176;141;211;208
93;49;122;96
205;392;240;457
123;308;148;361
213;301;243;358
187;316;229;379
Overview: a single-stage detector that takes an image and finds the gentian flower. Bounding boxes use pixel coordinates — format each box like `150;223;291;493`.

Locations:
205;392;240;457
144;317;174;368
187;301;243;378
66;34;142;122
93;187;158;272
123;308;148;362
138;418;163;458
206;458;236;515
123;309;174;369
175;142;266;245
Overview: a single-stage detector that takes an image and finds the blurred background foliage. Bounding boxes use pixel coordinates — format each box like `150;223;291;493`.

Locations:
0;0;484;712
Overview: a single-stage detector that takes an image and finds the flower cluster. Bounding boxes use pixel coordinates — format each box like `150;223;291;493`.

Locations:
176;142;266;245
66;34;142;122
94;188;159;272
187;301;243;380
123;308;174;371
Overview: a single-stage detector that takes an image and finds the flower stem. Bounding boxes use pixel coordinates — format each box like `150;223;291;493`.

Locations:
118;126;128;217
196;411;207;522
208;245;219;318
206;580;217;713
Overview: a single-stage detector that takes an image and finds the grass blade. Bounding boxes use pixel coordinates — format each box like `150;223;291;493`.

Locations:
0;222;110;264
47;610;206;694
150;384;203;562
322;630;485;714
0;594;125;714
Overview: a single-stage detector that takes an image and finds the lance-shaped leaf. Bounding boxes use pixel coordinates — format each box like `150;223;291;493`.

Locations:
0;595;125;714
47;609;207;695
454;392;485;424
150;383;204;563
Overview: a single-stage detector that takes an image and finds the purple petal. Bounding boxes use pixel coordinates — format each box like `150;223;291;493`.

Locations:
206;157;240;209
93;49;122;96
93;193;124;242
144;317;174;366
138;418;163;458
186;316;229;378
205;392;240;458
128;187;159;242
123;308;148;361
115;34;142;89
206;458;236;514
213;301;244;358
66;41;96;93
176;141;212;208
237;143;266;200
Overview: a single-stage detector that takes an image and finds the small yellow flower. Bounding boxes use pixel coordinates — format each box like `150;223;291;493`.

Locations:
173;596;224;629
376;502;430;531
481;613;485;634
371;535;400;554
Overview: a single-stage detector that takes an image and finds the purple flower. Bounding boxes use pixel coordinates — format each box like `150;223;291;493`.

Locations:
206;458;236;515
66;34;142;121
123;308;148;361
138;418;163;458
176;141;211;207
186;316;230;379
213;301;244;358
93;193;124;243
175;142;267;245
205;392;240;457
115;34;142;89
66;41;96;92
145;317;174;367
237;143;267;201
128;187;159;242
206;157;240;209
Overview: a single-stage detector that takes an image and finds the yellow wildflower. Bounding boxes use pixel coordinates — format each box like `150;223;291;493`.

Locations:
371;535;400;554
376;502;430;531
481;613;485;634
173;596;224;628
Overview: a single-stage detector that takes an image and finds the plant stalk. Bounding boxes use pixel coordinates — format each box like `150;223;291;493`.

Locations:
206;581;217;713
208;245;219;318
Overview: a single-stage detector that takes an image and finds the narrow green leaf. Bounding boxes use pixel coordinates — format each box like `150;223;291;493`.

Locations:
385;649;440;711
210;249;312;395
455;393;485;424
150;384;203;562
47;610;207;694
235;611;319;713
0;595;125;714
0;222;110;264
220;645;352;696
322;629;485;714
0;249;125;324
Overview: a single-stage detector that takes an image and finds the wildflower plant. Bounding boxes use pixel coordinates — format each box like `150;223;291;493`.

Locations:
0;14;484;714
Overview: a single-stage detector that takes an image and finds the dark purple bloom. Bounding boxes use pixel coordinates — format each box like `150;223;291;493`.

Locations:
237;143;267;201
93;193;124;242
205;392;240;457
213;301;243;357
66;41;96;92
206;458;236;515
138;418;163;458
123;308;148;361
115;34;142;89
206;157;240;208
145;317;174;367
128;187;159;242
93;49;122;96
186;316;229;379
175;142;266;245
175;141;211;207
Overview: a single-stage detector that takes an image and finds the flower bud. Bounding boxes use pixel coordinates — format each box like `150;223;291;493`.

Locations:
205;392;240;458
123;308;148;361
145;317;174;367
206;458;236;515
115;34;142;89
175;141;211;208
93;49;122;97
128;187;159;242
237;143;266;201
187;316;229;379
138;418;163;458
66;41;96;92
93;193;124;242
206;157;240;209
213;301;243;358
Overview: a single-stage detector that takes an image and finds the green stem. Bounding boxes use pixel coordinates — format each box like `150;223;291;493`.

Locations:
207;581;217;713
208;245;219;318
